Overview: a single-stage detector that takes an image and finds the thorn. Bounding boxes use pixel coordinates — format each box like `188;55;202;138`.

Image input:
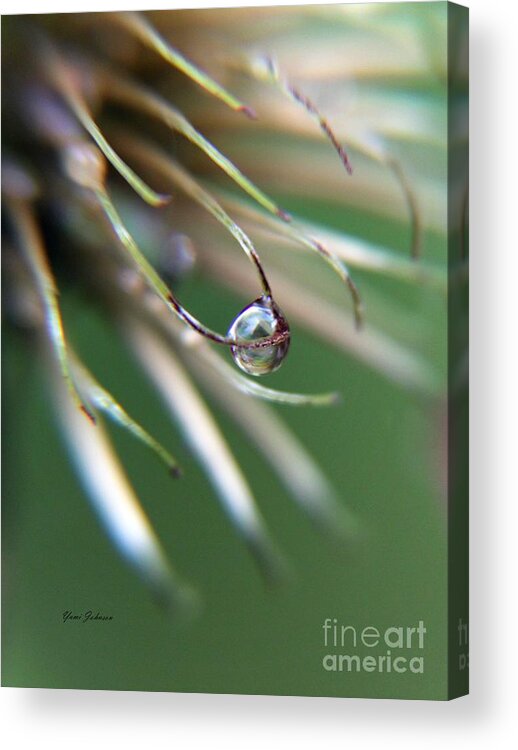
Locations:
155;193;173;207
80;404;97;424
315;240;330;257
238;105;257;120
276;208;292;223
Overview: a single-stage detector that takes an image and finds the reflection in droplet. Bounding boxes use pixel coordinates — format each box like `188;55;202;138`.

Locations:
228;297;290;376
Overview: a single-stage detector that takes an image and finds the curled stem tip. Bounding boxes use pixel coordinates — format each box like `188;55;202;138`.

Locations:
46;50;170;206
72;355;182;476
116;11;255;117
253;56;353;176
387;158;422;260
104;73;289;220
114;133;272;298
95;184;284;352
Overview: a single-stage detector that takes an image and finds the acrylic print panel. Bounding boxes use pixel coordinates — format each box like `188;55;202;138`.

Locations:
1;2;468;700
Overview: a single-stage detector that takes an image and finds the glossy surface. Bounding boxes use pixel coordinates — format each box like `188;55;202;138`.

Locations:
228;297;290;376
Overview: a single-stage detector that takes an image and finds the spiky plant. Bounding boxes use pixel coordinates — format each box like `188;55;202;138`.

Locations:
2;5;450;611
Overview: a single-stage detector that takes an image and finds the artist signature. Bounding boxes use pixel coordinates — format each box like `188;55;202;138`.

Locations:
62;610;114;623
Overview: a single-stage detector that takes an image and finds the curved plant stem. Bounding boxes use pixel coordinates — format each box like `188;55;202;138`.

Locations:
116;11;257;118
4;195;95;423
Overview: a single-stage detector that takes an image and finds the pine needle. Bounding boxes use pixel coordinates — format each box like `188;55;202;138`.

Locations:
4;194;95;423
116;11;257;118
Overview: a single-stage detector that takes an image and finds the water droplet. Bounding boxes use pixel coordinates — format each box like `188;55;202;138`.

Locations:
228;297;290;376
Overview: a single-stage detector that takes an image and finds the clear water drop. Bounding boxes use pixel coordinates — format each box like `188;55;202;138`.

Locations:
228;297;290;376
